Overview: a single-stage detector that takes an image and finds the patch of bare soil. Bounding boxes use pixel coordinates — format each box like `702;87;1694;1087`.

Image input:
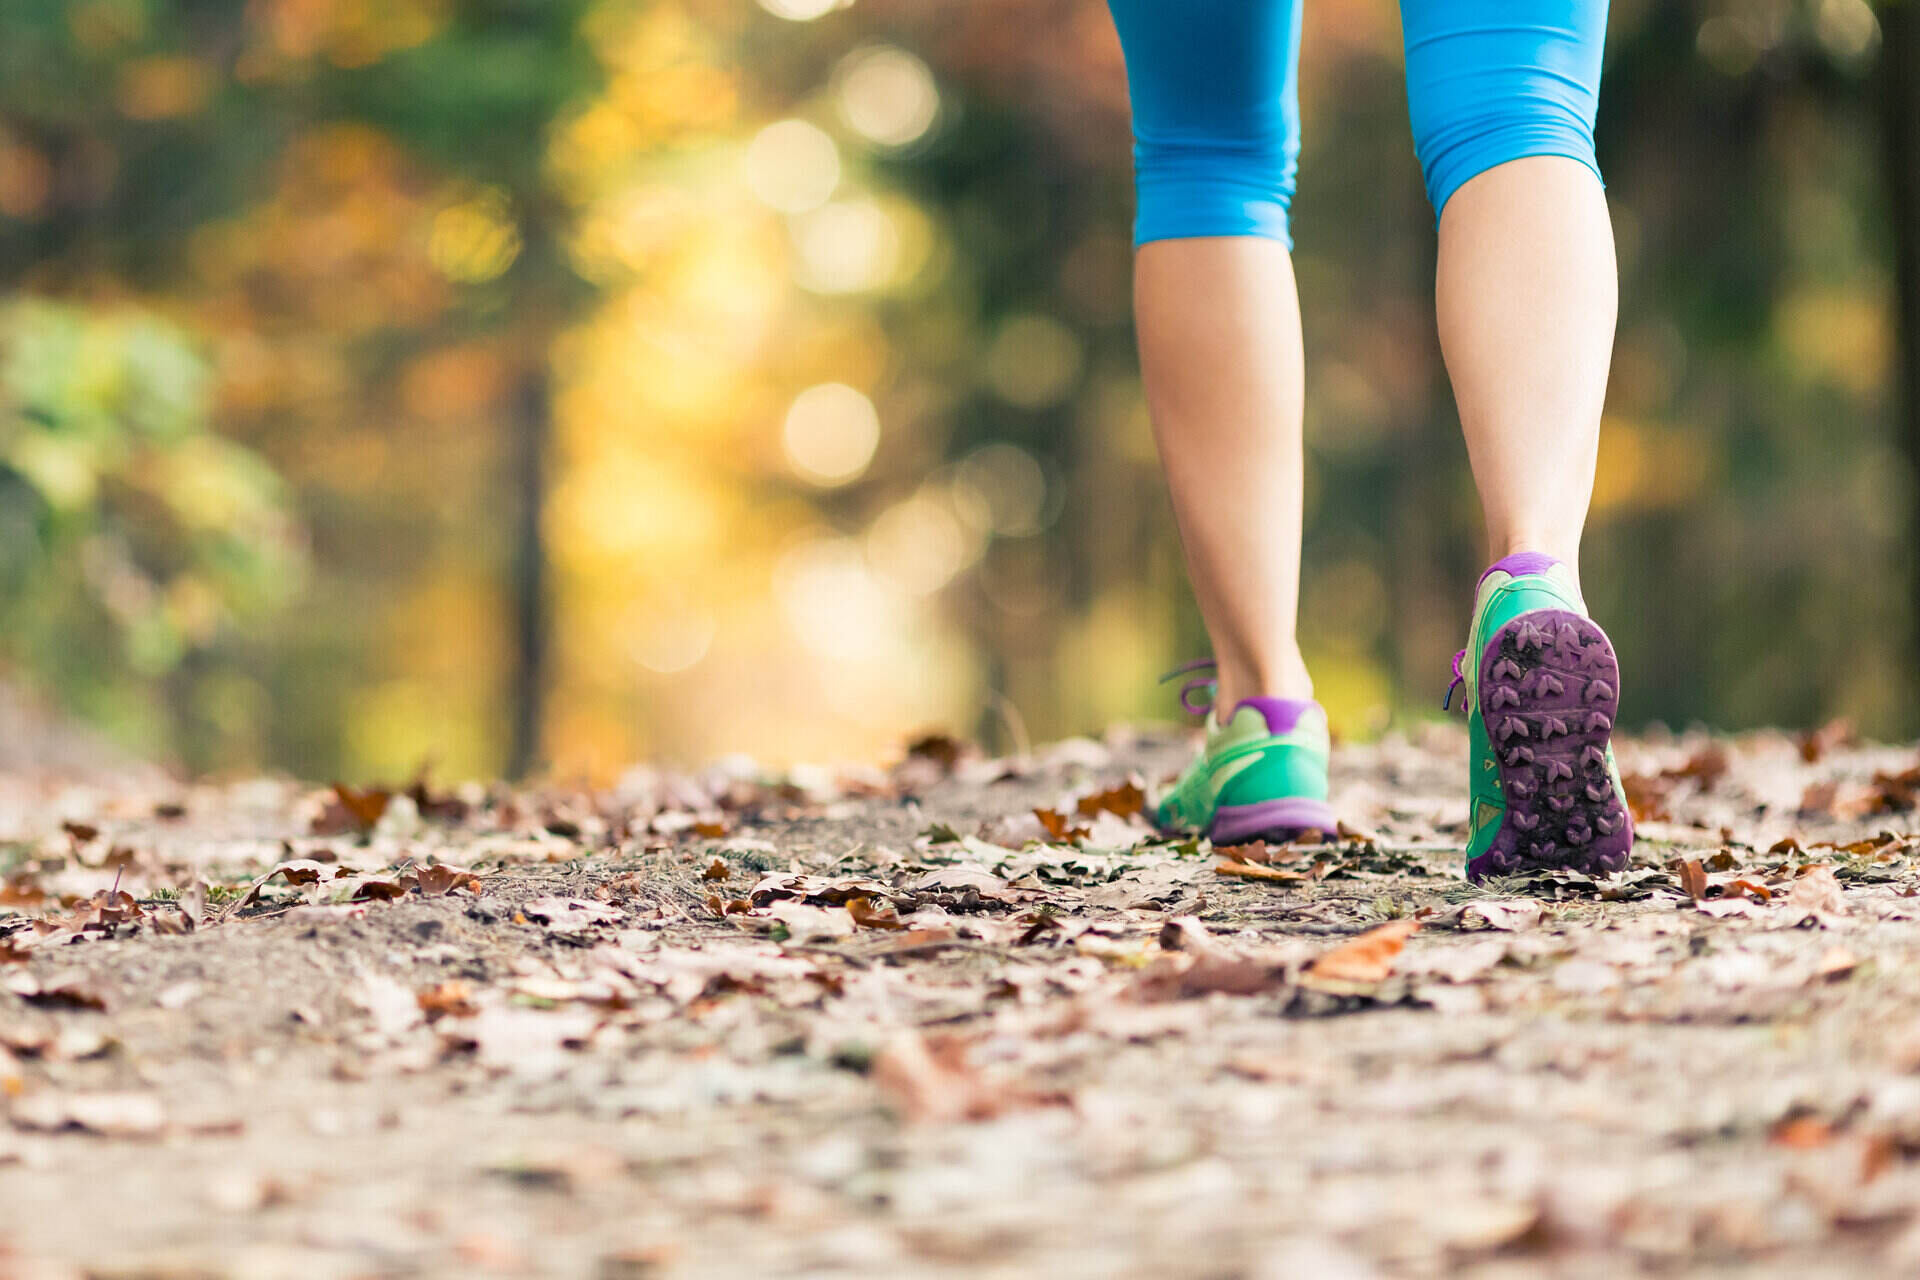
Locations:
7;722;1920;1277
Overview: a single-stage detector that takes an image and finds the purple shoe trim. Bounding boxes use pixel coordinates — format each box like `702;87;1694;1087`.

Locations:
1230;696;1318;736
1478;551;1562;586
1210;796;1337;845
1465;609;1634;883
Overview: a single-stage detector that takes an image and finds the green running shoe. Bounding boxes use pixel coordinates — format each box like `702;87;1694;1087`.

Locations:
1448;553;1634;881
1153;662;1336;843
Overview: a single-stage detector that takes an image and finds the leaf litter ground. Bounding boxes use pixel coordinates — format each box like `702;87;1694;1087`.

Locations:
8;722;1920;1276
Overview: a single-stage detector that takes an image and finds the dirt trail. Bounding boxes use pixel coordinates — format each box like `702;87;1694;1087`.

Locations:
6;724;1920;1278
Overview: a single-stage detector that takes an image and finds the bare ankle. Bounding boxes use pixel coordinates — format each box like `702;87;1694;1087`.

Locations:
1214;651;1315;713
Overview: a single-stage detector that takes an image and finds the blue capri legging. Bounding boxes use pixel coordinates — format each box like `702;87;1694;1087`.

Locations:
1106;0;1608;248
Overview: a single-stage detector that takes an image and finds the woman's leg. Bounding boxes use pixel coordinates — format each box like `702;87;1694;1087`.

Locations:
1136;240;1311;709
1439;158;1616;570
1404;0;1616;576
1400;0;1631;878
1107;0;1309;712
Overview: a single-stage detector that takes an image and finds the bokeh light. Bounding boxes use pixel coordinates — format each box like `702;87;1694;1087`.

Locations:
790;199;900;293
954;443;1049;537
835;46;940;148
777;537;903;661
781;383;881;486
758;0;850;21
983;313;1084;409
866;488;980;595
743;119;841;214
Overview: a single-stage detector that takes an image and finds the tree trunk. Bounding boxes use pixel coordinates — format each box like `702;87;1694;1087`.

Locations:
505;366;548;780
1879;0;1920;673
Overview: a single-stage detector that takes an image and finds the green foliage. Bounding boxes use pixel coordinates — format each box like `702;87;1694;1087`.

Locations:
0;300;304;749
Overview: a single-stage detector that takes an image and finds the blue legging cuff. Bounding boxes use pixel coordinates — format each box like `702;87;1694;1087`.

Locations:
1134;170;1295;249
1421;123;1604;223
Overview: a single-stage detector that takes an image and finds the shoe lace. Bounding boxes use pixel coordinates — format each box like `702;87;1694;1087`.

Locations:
1159;658;1218;716
1442;648;1467;712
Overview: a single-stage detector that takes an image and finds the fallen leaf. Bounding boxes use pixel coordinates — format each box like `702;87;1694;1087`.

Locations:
1034;808;1090;841
766;900;856;940
1772;1114;1834;1149
1456;899;1544;931
312;783;393;834
1784;866;1849;921
701;858;731;881
1799;718;1856;762
4;972;108;1011
1678;858;1708;902
846;896;906;930
1815;947;1860;981
416;981;478;1020
438;1005;600;1077
10;1091;166;1137
1214;860;1304;883
904;733;969;771
1075;780;1145;820
412;864;481;896
1303;920;1420;987
350;973;424;1040
522;898;626;929
748;873;900;907
204;1168;289;1213
872;1031;1058;1124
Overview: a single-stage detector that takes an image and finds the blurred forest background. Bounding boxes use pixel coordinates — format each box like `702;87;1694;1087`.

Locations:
0;0;1914;782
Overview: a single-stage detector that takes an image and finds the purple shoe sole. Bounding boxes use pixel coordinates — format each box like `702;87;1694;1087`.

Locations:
1466;610;1634;882
1209;796;1337;845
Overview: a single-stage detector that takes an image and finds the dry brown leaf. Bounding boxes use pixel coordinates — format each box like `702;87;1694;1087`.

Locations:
846;896;906;930
873;1032;997;1123
1215;841;1310;866
416;981;478;1020
312;783;393;834
5;972;109;1011
904;732;969;771
1034;808;1090;841
1622;773;1673;823
1676;744;1731;787
1304;919;1420;986
412;864;481;896
1214;860;1304;883
872;1031;1059;1124
1799;718;1857;762
749;873;899;907
1075;780;1145;820
10;1091;166;1137
343;876;408;903
1771;1114;1834;1149
692;820;729;838
1131;919;1306;1000
1726;878;1772;903
1815;947;1860;981
701;857;731;881
1678;858;1708;902
1784;866;1850;920
523;898;625;929
1868;760;1920;813
1457;899;1544;931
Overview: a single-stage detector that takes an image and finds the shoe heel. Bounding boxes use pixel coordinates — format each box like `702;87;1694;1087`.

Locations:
1468;610;1634;880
